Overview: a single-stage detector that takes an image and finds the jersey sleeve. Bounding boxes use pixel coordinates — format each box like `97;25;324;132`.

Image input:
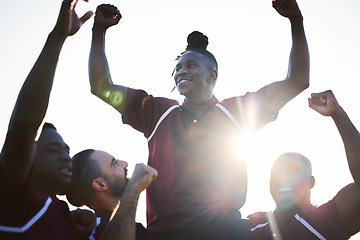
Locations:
122;88;179;138
314;199;357;239
221;86;278;131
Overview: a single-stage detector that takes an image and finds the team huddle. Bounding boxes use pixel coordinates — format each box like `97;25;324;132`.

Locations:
1;0;360;240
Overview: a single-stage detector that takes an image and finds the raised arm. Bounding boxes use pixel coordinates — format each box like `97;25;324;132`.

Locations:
265;0;310;112
0;0;92;185
100;163;158;240
308;90;360;231
89;4;128;114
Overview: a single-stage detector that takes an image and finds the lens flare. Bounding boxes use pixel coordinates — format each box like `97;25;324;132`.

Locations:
109;91;124;106
233;130;256;160
266;212;283;240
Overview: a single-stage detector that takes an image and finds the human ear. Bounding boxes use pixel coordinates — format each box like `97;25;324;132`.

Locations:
309;176;315;189
208;70;218;83
91;178;108;192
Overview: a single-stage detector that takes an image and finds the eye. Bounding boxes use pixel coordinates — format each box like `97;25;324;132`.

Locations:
48;147;59;153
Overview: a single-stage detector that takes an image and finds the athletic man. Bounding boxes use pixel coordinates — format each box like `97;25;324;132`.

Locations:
88;1;309;239
67;149;157;240
249;90;360;239
0;1;93;239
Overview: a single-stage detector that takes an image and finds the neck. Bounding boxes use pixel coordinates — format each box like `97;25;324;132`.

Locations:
183;86;214;105
91;195;119;212
184;95;215;107
275;200;311;221
34;177;62;196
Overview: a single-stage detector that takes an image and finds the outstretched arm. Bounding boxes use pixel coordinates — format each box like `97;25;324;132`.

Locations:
309;90;360;231
100;164;158;240
265;0;310;112
0;0;92;185
89;4;128;114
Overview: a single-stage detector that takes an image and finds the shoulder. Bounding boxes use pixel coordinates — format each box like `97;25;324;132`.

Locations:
301;201;335;217
294;203;356;240
126;87;179;109
247;211;269;229
221;87;268;104
152;96;179;107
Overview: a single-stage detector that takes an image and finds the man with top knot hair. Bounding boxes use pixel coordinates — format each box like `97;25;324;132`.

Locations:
88;0;309;239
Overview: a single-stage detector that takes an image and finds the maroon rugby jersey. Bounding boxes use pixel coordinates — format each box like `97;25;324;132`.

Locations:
0;166;78;240
249;200;357;240
123;87;277;239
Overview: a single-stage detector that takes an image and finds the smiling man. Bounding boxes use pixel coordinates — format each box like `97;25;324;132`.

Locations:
88;1;309;239
248;90;360;240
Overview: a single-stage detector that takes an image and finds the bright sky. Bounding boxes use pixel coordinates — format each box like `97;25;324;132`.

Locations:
1;0;360;238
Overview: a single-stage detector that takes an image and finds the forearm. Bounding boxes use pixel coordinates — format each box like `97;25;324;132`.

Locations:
333;109;360;186
99;185;140;240
2;32;67;184
10;31;66;131
89;27;113;100
287;16;310;90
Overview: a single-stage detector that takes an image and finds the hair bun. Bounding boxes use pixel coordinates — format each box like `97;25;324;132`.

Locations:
186;31;209;51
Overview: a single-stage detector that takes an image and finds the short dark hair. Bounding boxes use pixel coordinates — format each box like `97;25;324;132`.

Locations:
42;122;57;131
66;149;102;207
36;122;58;144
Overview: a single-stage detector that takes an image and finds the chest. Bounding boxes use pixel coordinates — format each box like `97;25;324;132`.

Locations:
162;107;241;147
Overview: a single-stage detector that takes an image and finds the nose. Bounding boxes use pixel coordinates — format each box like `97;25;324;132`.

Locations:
117;159;128;168
174;68;187;84
61;151;72;162
177;67;188;76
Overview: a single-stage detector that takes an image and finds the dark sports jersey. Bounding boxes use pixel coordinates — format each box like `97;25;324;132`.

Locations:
0;166;78;240
89;209;153;240
249;200;357;240
122;87;277;239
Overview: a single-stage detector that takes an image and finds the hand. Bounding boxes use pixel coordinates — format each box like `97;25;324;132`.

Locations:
308;90;342;117
69;208;97;239
94;4;122;30
128;163;158;194
272;0;302;20
53;0;93;37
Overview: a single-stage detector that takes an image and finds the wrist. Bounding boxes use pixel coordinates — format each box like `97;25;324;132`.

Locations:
289;14;304;24
47;31;67;48
332;106;347;120
92;24;108;34
48;30;68;43
123;179;143;199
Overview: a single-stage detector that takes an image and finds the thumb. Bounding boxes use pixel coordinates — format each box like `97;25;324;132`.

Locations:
307;98;313;108
80;11;94;24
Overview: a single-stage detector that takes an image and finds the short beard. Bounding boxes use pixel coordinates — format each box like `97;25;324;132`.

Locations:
106;176;128;198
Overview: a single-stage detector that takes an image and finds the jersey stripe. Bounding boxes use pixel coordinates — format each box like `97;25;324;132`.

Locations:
147;105;180;142
89;217;102;240
147;103;240;142
215;103;241;129
0;197;52;233
294;213;327;240
251;222;269;231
